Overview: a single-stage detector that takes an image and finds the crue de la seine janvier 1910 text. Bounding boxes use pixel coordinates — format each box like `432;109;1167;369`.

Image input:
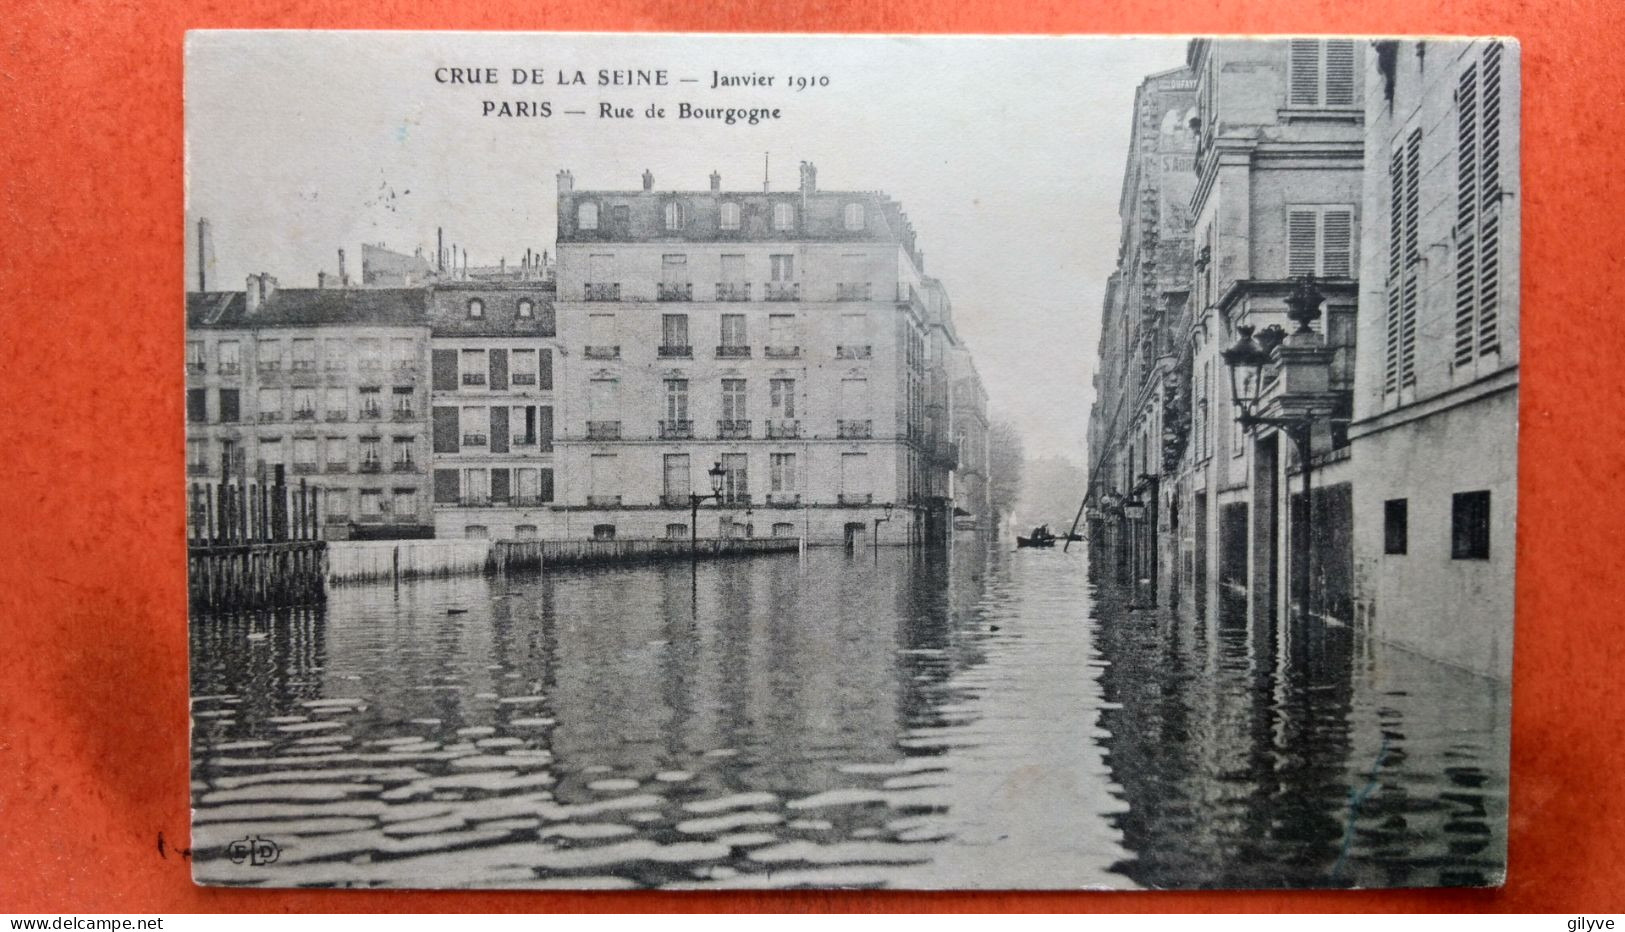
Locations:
432;65;831;124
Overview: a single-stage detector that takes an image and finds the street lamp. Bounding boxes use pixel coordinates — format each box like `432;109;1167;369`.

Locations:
1218;275;1333;625
690;461;727;561
873;501;895;560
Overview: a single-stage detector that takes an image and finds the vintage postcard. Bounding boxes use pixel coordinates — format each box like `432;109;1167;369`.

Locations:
184;32;1519;889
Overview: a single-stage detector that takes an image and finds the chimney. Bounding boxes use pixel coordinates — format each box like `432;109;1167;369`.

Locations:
642;169;654;191
709;170;721;192
245;274;261;314
318;271;328;290
799;161;817;197
196;218;211;291
337;249;348;287
557;169;574;194
437;227;445;272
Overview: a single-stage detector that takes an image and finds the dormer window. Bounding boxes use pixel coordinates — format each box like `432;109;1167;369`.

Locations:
772;202;795;231
664;200;685;230
843;203;865;231
578;202;599;230
467;298;484;319
719;202;741;230
517;298;534;319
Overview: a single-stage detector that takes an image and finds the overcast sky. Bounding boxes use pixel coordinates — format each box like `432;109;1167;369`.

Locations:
187;32;1189;463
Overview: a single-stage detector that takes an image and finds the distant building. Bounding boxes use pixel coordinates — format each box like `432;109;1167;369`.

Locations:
427;281;562;539
551;163;978;546
1348;40;1520;678
361;242;437;286
185;277;434;539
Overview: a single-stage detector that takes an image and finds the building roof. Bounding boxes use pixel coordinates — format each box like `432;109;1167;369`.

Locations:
427;282;558;337
185;287;430;330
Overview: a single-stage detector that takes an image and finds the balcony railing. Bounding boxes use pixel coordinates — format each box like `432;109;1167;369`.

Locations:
764;345;800;359
660;420;694;440
721;493;752;507
584;345;621;359
511;373;537;386
186;462;209;476
391;460;416;472
660;493;692;507
838;493;874;505
837;419;873;439
359;460;383;474
458;496;492;508
219;363;241;376
586;421;622;440
587;495;623;507
325;361;347;373
715;282;751;302
657;282;693;302
717;419;751;439
392;408;415;421
321;410;344;422
584;282;621;302
511;433;538;447
258;412;282;423
325;462;350;474
292;462;317;475
836;282;872;301
360;406;384;421
186;362;206;374
292;360;317;373
462;433;488;447
658;345;692;358
766;492;801;506
325;512;350;524
512;495;551;507
764;282;800;302
716;344;751;359
765;419;801;439
836;344;873;359
258;361;281;373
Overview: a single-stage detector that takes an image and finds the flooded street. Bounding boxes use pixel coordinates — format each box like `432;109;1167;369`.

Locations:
190;544;1507;889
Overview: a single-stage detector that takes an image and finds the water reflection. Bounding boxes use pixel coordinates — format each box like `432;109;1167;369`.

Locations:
190;544;1506;889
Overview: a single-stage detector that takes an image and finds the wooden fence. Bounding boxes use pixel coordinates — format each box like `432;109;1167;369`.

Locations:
187;469;326;612
326;540;493;585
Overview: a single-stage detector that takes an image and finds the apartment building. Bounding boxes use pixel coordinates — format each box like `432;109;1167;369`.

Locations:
185;278;434;539
551;162;960;546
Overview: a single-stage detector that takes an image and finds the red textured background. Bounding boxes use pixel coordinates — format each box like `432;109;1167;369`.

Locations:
2;0;1621;913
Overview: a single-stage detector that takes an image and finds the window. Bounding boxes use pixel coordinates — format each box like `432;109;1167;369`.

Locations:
392;436;414;468
359;438;382;469
721;379;747;422
257;388;282;420
1288;38;1357;107
840;452;869;498
770;254;794;281
664;200;685;230
1287;206;1356;279
510;348;538;387
1451;491;1492;559
463;468;490;504
465;525;490;540
325;488;348;519
1384;499;1409;554
662;314;689;352
770;378;796;418
324;338;347;371
839;377;869;419
664;453;690;501
325;437;348;470
720;314;747;348
1384;130;1422;396
662;253;688;281
462;406;488;446
515;524;538;540
293;339;317;371
466;298;485;319
589;454;618;503
257;339;282;371
186;341;206;372
666;523;689;540
358;339;383;370
592;524;617;541
391;338;414;367
1454;43;1506;368
393;488;416;518
461;349;487;386
517;298;534;319
578;202;599;230
392;386;414;417
218;388;240;423
187;388;207;423
258;437;283;470
359;386;383;419
843;203;864;230
720;202;741;230
772;202;794;231
770;453;797;492
839;313;869;355
588;313;616;352
322;387;345;420
218;341;240;374
589;379;618;420
293;438;317;467
769;314;797;349
721;453;748;505
186;438;208;470
665;379;689;423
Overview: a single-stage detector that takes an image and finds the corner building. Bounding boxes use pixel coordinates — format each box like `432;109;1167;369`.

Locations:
552;163;953;546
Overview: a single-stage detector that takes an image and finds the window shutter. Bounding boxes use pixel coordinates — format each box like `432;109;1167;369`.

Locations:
1289;39;1321;106
488;348;508;390
1324;40;1356;105
1403;130;1422;266
1322;209;1353;278
539;468;555;503
1400;275;1419;389
1287;210;1319;277
538;406;554;446
490;405;509;453
433;468;460;504
431;349;459;392
1478;44;1504;357
1455;63;1480;368
491;468;511;502
1384;151;1405;396
538;349;553;390
432;405;460;453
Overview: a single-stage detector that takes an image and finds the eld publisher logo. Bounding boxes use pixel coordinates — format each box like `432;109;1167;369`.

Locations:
225;835;280;866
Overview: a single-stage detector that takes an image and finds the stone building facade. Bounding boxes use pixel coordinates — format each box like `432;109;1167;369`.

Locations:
550;163;976;546
185;278;434;539
1348;39;1520;678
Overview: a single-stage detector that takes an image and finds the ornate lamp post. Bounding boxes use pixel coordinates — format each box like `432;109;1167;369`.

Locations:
1219;275;1335;624
873;501;895;561
690;461;727;562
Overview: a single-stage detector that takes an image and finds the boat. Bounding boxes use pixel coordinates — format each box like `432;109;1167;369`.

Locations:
1016;534;1057;549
